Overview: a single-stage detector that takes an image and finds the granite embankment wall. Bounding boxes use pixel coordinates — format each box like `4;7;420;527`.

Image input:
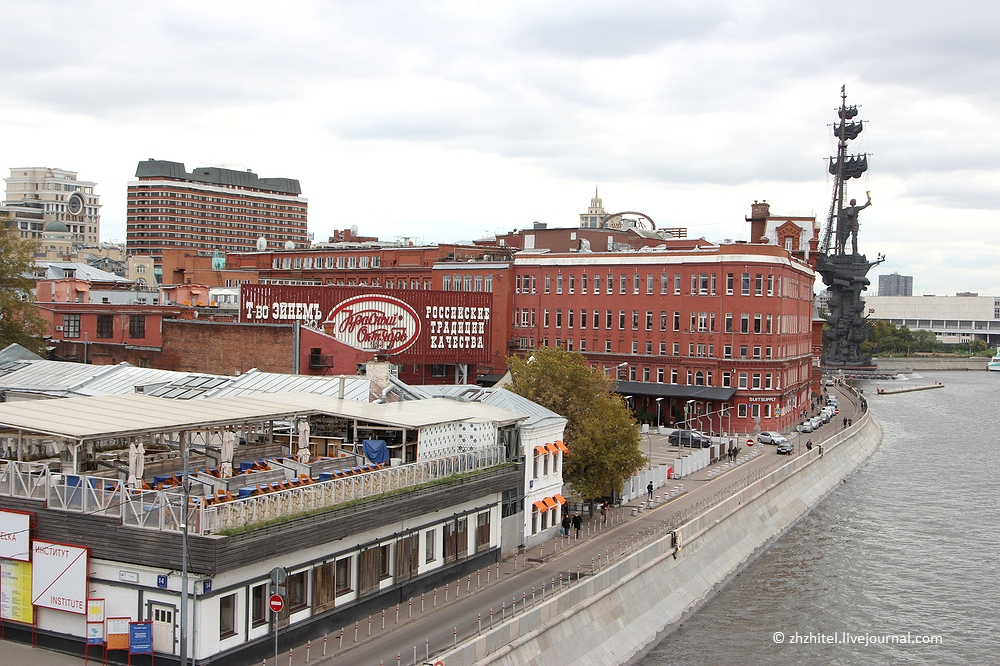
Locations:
874;357;987;371
439;410;883;666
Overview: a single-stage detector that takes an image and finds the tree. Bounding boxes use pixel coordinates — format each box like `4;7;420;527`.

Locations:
507;346;645;501
0;225;47;355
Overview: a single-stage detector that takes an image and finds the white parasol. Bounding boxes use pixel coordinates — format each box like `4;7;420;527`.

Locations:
127;441;139;490
297;420;311;464
136;439;145;484
220;431;236;478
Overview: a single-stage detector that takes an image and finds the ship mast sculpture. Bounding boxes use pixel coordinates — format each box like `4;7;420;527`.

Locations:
816;86;884;367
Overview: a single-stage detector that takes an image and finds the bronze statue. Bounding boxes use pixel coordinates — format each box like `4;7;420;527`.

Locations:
838;192;872;255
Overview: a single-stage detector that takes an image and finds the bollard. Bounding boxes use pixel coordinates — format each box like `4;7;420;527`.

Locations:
502;601;506;620
382;609;385;630
531;586;535;605
578;564;581;580
559;573;563;588
468;575;471;593
487;565;491;583
421;593;425;612
453;627;457;648
478;570;481;588
396;603;399;624
490;608;493;628
425;639;429;661
478;614;482;635
340;628;345;649
455;580;459;598
434;588;437;607
288;648;292;666
496;562;499;580
354;622;358;643
368;615;372;636
540;544;544;559
306;640;311;663
523;592;526;612
413;645;417;666
445;584;449;602
324;634;328;656
408;598;412;618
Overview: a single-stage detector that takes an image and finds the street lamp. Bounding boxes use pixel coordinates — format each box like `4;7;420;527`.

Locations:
655;397;664;431
682;399;695;455
616;361;629;381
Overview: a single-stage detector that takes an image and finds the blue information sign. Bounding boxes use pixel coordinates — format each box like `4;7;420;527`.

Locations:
157;574;168;589
129;622;153;654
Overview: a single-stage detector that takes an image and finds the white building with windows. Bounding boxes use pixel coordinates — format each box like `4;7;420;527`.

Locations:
864;294;1000;346
4;167;101;243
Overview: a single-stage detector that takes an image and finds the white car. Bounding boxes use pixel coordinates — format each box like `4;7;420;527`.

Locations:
757;431;789;445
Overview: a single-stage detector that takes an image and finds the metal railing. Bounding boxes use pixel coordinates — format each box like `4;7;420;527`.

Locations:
0;446;507;535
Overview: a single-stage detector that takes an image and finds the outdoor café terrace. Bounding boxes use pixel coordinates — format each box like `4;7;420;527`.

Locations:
0;393;525;536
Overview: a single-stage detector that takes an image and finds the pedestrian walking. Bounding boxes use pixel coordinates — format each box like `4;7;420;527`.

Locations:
806;439;813;451
600;502;608;523
571;512;582;538
561;513;571;537
647;481;654;500
843;417;848;429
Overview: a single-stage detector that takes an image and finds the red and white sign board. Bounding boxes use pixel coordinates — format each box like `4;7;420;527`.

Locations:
30;541;88;614
323;294;422;354
268;594;284;613
0;510;31;561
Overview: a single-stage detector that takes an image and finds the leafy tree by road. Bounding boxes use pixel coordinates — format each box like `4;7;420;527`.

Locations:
0;224;46;354
507;346;645;501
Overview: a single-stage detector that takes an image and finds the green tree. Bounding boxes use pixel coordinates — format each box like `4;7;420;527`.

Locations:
507;346;645;501
0;226;47;355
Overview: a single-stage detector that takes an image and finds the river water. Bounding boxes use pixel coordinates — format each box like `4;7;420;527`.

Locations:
635;371;1000;665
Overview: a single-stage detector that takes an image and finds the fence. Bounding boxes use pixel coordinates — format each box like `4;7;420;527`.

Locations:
0;446;506;535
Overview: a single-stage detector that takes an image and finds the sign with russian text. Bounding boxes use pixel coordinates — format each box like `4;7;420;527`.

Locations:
240;284;493;363
30;541;88;614
0;509;31;561
0;559;33;623
106;617;130;650
129;621;153;654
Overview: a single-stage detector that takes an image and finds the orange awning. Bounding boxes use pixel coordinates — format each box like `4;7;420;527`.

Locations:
542;497;557;509
533;500;548;512
545;443;559;455
534;445;548;456
555;441;569;454
554;493;567;505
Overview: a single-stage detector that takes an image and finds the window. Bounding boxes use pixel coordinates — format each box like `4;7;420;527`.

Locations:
619;311;626;330
632;341;639;354
741;273;751;296
632;310;639;330
740;345;748;358
581;274;588;293
755;274;763;296
544;275;551;294
766;346;773;359
634;274;640;294
674;274;681;295
606;310;613;329
738;404;748;418
647;274;654;294
725;313;733;333
754;314;762;334
752;373;762;389
129;315;145;339
568;309;574;328
594;310;600;329
765;373;773;389
753;346;761;359
643;367;651;381
690;274;697;295
661;273;669;294
660;311;667;331
592;274;599;294
219;594;237;639
606;340;612;352
251;584;267;627
740;314;749;334
569;275;575;293
544;309;550;327
699;274;709;295
620;275;627;294
607;273;613;293
476;512;491;552
287;570;307;611
646;311;653;330
767;274;774;296
659;342;666;355
671;369;678;383
556;309;562;328
766;314;773;334
738;372;748;389
722;372;732;388
673;342;680;356
336;556;353;595
464;275;473;291
580;310;587;329
442;275;451;290
97;315;113;338
396;535;419;583
453;275;461;291
724;344;732;359
673;311;681;331
62;314;81;339
557;274;563;294
657;368;664;382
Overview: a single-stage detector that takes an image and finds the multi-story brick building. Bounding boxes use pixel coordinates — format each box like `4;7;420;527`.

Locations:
126;160;309;276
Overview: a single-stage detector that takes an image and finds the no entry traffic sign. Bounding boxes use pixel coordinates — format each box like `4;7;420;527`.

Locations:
269;594;284;613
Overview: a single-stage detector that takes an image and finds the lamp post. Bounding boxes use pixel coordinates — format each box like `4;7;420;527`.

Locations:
646;433;652;470
655;397;663;433
683;399;695;455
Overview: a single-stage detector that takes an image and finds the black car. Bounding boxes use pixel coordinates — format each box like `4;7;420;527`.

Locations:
776;442;794;455
668;430;713;448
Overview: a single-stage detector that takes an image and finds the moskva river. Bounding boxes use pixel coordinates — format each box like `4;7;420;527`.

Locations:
636;370;1000;665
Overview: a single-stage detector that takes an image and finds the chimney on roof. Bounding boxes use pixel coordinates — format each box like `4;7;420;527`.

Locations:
746;200;770;244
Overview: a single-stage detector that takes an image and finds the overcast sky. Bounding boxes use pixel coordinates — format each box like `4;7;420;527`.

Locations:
2;1;998;295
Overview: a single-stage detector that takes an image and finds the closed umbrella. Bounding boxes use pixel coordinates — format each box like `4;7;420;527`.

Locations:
220;431;235;478
297;420;311;464
127;442;139;490
136;439;145;485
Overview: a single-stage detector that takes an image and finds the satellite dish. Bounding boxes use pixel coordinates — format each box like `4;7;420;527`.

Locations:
351;225;359;235
284;240;295;250
256;236;267;252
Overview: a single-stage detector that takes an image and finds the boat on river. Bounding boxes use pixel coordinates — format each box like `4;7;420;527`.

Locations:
988;351;1000;372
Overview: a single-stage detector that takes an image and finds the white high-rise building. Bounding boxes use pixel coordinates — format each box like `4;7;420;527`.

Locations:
579;185;607;228
3;167;101;243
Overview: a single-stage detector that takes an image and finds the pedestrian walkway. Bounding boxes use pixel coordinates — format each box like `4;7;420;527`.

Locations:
2;388;861;666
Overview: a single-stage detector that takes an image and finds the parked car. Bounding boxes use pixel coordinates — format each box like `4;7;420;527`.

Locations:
797;420;814;433
668;430;713;448
757;431;788;445
776;442;794;455
810;416;823;430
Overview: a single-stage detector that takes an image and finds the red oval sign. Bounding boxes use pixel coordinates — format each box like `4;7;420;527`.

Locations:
268;594;284;613
322;295;421;355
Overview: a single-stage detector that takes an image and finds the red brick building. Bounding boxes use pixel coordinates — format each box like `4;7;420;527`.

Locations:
508;240;816;433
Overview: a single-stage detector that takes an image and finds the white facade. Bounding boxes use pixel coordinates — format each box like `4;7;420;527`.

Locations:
864;295;1000;344
4;167;101;243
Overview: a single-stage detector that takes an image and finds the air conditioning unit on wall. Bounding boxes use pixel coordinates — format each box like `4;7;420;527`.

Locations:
55;326;63;331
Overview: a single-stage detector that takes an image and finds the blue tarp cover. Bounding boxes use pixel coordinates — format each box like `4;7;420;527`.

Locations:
362;439;390;464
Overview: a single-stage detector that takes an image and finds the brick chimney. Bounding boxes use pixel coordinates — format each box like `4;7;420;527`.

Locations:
746;201;770;243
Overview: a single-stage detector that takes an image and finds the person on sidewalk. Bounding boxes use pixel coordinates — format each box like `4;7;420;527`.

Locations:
647;481;654;501
572;512;583;538
561;513;571;537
